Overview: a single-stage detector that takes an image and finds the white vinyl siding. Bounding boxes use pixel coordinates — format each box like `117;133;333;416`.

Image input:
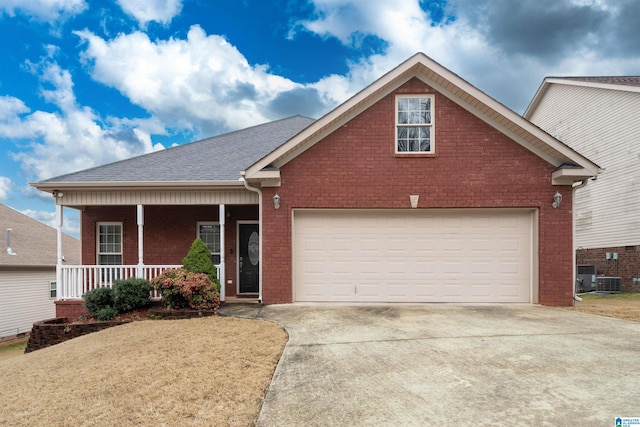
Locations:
0;269;56;338
58;189;258;206
293;209;534;303
528;84;640;249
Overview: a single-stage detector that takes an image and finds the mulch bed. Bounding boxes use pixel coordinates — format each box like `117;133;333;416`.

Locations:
70;302;217;324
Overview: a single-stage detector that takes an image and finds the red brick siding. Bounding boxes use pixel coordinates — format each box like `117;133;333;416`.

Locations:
262;77;574;306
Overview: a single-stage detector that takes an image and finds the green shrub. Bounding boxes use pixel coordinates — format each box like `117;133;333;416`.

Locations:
113;278;151;312
83;287;115;317
96;306;118;321
150;268;220;311
182;238;219;291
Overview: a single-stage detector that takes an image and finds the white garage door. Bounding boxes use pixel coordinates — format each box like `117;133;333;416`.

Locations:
293;209;534;303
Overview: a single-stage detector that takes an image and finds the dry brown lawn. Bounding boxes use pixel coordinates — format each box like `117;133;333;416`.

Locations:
0;316;287;427
567;291;640;321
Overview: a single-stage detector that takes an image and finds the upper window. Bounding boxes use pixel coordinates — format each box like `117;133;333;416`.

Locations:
197;222;221;265
97;222;123;265
396;95;434;154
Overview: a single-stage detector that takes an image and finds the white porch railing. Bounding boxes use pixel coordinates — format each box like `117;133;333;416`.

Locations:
58;264;221;300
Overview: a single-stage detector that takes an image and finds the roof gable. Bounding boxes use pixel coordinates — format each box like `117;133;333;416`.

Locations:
245;52;600;185
525;76;640;118
0;204;80;267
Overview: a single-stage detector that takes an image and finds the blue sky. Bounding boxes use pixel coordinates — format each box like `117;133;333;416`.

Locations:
1;0;639;237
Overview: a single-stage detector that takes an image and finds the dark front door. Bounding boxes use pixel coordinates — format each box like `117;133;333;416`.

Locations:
238;223;259;293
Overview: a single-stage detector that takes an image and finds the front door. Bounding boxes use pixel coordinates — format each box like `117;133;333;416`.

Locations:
238;223;259;293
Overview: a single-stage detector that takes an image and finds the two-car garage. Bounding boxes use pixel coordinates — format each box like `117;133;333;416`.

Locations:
292;209;536;303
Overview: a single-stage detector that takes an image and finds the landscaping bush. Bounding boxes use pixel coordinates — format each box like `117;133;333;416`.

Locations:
113;278;152;312
96;306;119;321
182;238;220;291
83;287;115;317
150;268;220;311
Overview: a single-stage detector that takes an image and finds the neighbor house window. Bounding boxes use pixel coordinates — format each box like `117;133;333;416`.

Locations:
197;222;221;265
97;222;123;265
49;281;56;299
396;95;434;153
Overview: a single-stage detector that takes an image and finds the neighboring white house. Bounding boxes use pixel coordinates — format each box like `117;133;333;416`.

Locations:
525;77;640;291
0;204;80;339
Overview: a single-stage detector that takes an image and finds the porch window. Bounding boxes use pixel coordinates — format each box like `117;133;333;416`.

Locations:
197;222;221;265
97;222;123;265
396;95;434;153
49;281;56;299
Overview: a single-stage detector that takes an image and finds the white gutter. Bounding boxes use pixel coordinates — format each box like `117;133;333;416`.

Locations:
241;172;263;304
572;179;590;303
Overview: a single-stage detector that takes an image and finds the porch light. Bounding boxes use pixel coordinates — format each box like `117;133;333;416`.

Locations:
273;193;281;209
552;191;562;209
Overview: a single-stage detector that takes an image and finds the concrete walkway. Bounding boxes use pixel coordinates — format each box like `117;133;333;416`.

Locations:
218;303;640;426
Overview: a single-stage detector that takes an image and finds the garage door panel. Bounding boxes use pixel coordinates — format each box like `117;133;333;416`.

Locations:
293;209;533;303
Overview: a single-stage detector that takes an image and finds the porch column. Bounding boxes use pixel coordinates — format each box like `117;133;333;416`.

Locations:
219;204;226;302
137;205;144;277
56;204;63;300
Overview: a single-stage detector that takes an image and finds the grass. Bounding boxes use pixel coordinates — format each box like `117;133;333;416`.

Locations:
0;339;27;361
0;316;287;426
0;341;26;353
568;291;640;321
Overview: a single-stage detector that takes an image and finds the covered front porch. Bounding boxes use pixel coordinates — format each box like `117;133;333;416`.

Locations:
50;187;262;313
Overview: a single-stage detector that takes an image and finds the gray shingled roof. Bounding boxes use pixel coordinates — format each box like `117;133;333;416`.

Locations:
40;115;315;183
0;204;80;267
554;76;640;87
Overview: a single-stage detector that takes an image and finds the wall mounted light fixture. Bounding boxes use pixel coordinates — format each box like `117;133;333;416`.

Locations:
273;193;281;209
552;191;562;208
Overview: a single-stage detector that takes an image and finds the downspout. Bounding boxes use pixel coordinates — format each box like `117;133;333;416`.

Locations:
572;179;590;303
241;172;263;304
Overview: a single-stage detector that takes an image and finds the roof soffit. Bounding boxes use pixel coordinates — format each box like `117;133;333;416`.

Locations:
244;53;600;181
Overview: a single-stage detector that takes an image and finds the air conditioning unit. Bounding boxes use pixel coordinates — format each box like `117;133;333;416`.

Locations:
596;276;621;293
576;265;597;292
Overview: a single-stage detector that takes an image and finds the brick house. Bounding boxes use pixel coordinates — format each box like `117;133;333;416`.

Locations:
31;53;599;315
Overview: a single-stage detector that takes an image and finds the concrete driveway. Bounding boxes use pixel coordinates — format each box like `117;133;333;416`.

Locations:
219;303;640;426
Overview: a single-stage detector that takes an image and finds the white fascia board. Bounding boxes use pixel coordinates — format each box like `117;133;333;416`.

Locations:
245;170;281;187
29;180;245;193
545;78;640;94
551;168;596;185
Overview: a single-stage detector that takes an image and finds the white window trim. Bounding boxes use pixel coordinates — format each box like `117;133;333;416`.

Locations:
49;281;56;299
197;221;221;263
395;94;435;154
96;222;123;265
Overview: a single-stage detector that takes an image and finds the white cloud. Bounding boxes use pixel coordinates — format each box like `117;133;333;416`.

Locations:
116;0;182;27
0;0;87;23
0;176;11;201
296;0;640;113
75;25;312;134
0;59;165;181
